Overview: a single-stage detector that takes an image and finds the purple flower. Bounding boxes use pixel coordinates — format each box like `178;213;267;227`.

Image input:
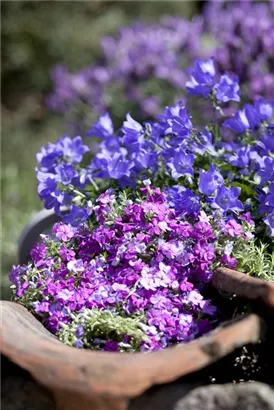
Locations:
254;99;273;121
106;153;133;179
186;58;216;98
187;290;204;307
212;186;244;212
86;112;114;138
220;254;238;269
56;164;78;186
224;219;243;237
214;73;240;103
53;223;75;242
158;103;192;136
57;136;89;164
104;341;119;352
223;104;261;134
198;166;224;196
257;157;274;185
264;212;274;236
165;149;195;179
122;113;143;145
30;243;47;263
10;186;257;352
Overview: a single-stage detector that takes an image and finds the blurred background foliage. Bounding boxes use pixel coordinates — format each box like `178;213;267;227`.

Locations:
1;1;201;298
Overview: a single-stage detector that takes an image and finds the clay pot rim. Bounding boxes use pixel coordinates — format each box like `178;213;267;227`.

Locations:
1;267;274;402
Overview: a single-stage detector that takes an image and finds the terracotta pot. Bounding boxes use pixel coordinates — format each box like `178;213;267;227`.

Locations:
1;267;274;410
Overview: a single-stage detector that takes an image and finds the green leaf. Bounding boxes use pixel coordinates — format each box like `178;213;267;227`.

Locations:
232;182;256;201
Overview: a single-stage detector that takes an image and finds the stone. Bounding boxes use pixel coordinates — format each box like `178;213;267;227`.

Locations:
174;382;274;410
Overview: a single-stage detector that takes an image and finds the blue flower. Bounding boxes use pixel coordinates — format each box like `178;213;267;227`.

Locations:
63;205;89;226
158;102;192;137
212;186;244;212
198;166;223;196
131;148;158;172
257;157;274;185
76;325;84;338
186;58;216;98
91;151;133;181
223;104;261;134
107;153;133;179
254;99;273;122
261;123;274;152
164;149;195;179
122;113;144;146
165;186;200;216
57;136;89;163
214;73;240;103
56;164;78;186
36;144;62;171
86;112;114;138
264;212;274;237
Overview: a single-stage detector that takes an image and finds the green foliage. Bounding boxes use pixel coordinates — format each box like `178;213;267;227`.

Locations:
234;240;274;281
58;308;149;352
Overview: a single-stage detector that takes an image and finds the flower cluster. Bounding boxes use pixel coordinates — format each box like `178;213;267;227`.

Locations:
46;16;202;128
204;0;274;101
46;0;274;128
10;186;255;352
37;59;274;237
10;54;274;353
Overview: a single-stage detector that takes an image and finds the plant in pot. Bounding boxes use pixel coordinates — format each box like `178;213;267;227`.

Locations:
1;59;274;410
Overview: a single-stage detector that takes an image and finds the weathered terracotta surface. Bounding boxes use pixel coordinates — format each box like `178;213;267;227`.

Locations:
214;267;274;314
1;268;274;410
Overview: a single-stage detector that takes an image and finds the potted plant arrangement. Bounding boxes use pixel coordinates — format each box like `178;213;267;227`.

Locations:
1;57;274;410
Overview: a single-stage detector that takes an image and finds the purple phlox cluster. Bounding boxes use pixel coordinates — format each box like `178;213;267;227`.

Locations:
9;186;255;352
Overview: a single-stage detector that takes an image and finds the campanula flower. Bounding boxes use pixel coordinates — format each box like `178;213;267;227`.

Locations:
212;186;244;212
214;73;240;102
198;166;223;196
86;112;114;138
186;58;216;98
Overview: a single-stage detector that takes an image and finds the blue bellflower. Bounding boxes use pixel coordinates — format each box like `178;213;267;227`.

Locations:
86;112;114;138
223;104;261;134
214;73;240;103
198;166;224;196
212;186;244;212
186;58;216;98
